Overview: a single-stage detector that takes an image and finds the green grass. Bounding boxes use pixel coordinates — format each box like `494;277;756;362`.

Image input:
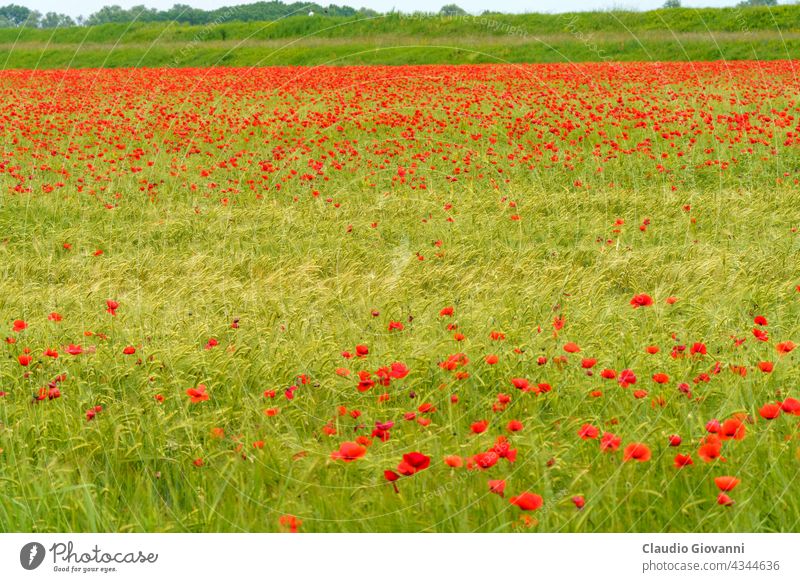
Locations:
0;64;798;532
2;6;800;68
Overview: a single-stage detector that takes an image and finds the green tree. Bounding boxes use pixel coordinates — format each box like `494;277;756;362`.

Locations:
439;4;467;16
40;12;76;27
662;0;681;8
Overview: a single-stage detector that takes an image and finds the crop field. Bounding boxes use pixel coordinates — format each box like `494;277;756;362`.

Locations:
0;61;798;533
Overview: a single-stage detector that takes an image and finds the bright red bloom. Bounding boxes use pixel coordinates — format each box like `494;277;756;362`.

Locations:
471;420;488;434
18;354;32;366
279;515;302;533
719;418;746;440
674;453;693;468
507;419;524;432
618;369;637;387
488;479;506;496
780;397;800;415
509;492;543;511
444;455;463;468
12;320;27;332
630;294;654;308
65;344;83;355
331;442;367;462
389;362;409;379
777;341;796;354
578;423;599;440
186;384;209;403
714;476;740;492
759;403;781;420
397;452;430;475
623;442;651;462
698;436;723;462
600;432;622;452
563;342;580;353
690;342;707;355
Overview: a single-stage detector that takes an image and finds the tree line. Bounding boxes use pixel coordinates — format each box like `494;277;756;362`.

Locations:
0;1;378;28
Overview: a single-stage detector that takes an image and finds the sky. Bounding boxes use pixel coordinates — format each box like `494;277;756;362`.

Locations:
25;0;744;19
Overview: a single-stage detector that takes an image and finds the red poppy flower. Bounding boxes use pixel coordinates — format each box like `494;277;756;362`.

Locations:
600;432;622;452
578;423;599;440
714;476;740;491
780;397;800;415
757;361;774;373
389;362;409;379
12;320;27;332
698;436;723;462
674;453;693;468
186;384;209;403
690;342;707;355
485;354;499;365
279;515;302;533
439;306;454;317
488;479;506;496
355;344;369;357
719;418;746;440
759;403;781;420
777;341;796;354
563;342;580;353
331;442;366;462
618;369;637;387
471;420;488;434
507;420;524;432
444;455;463;468
630;294;654;308
509;492;543;511
623;442;651;462
397;452;430;475
717;493;734;506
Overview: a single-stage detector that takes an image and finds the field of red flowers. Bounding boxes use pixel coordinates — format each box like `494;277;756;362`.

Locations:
0;62;798;532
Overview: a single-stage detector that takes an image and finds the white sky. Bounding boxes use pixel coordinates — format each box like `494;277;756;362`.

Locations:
25;0;743;19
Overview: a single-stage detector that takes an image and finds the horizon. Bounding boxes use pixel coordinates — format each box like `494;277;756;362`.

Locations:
19;0;753;20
